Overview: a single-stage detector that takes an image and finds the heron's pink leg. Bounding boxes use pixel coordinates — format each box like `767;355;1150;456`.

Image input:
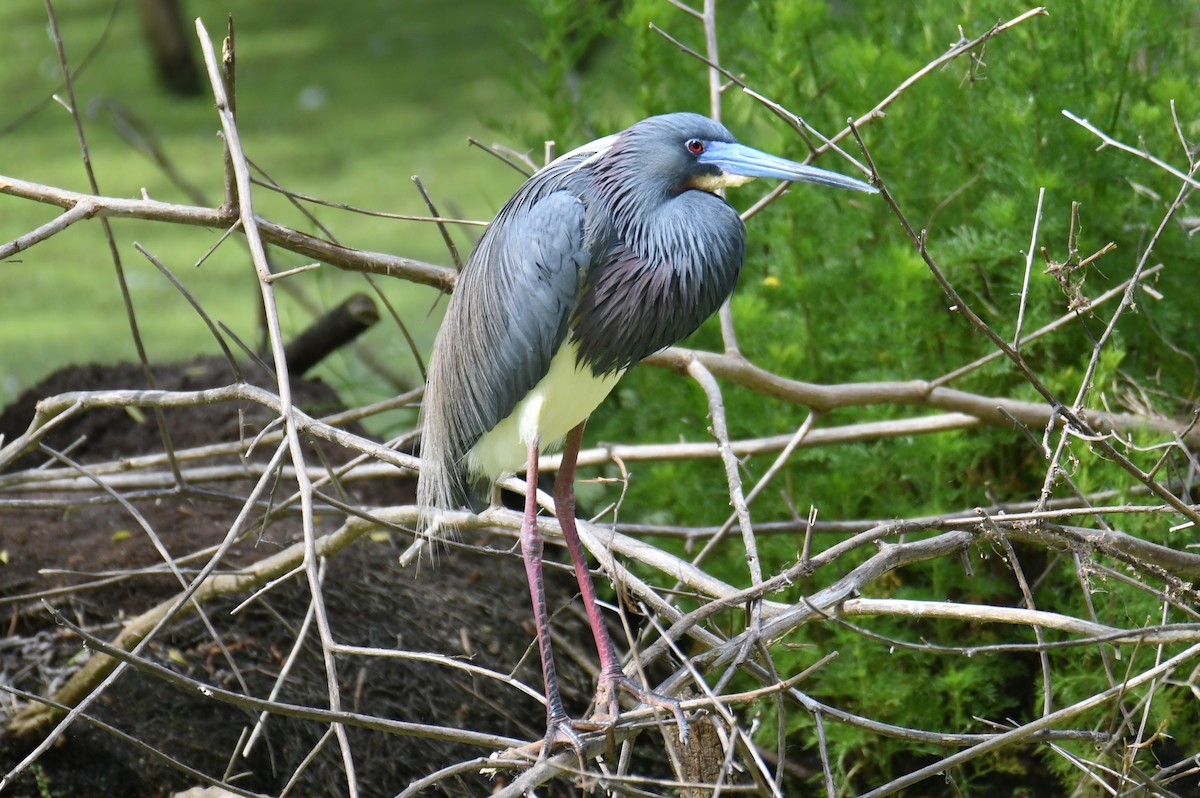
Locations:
553;423;690;743
518;436;584;755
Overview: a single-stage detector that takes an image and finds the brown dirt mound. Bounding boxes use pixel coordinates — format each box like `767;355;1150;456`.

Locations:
0;360;606;797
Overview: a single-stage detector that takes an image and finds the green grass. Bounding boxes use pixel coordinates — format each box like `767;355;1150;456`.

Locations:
0;0;539;409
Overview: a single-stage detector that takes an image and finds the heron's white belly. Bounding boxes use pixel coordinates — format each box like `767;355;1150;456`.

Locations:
466;343;622;480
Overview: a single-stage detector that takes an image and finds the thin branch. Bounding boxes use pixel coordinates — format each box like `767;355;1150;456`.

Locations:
0;199;97;260
1013;186;1046;349
1063;109;1200;189
195;18;359;794
0;173;456;291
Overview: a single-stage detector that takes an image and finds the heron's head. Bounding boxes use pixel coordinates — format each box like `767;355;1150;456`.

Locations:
611;112;877;197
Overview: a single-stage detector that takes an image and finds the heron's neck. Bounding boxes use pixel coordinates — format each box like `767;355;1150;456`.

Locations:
571;187;744;375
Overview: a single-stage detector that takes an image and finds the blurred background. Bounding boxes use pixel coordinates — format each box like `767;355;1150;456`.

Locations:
0;0;542;414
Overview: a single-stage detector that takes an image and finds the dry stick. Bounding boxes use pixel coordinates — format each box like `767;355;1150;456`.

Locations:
859;642;1200;798
0;383;422;477
1169;100;1195;171
396;757;499;798
248;174;485;226
646;346;1200;444
688;412;818;571
134;242;245;381
648;23;743;95
837;600;1200;651
329;644;547;705
42;0;184;488
1046;743;1123;794
1062;110;1200;190
814;709;836;798
194;19;360;795
688;0;742;357
686;359;763;615
220;17;236;209
466;136;536;176
664;0;703;19
1068;172;1199;419
278;727;337;798
0;410;1033;493
835;8;1049;154
0;199;96;260
564;413;977;470
1013;186;1046;350
986;518;1053;715
0;173;456;291
1126;602;1172;783
241;562;322;757
0;457;398;500
411;174;462;269
701;0;721;124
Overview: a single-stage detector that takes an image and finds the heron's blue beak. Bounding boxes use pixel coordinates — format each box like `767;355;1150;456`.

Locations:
698;140;878;194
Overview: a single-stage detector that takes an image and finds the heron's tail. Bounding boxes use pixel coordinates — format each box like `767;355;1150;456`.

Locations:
403;390;470;566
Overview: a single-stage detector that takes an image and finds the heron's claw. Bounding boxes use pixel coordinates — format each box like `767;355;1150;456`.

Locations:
594;672;690;745
542;713;589;771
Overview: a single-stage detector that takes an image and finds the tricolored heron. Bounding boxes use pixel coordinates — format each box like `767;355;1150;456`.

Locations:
415;112;875;753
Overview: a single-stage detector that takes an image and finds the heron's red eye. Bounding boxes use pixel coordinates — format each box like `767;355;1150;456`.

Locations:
686;139;705;154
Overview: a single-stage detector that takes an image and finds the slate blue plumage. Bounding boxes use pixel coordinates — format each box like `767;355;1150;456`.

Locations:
414;112;876;754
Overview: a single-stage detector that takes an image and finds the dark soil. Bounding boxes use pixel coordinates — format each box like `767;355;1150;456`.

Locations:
0;359;601;797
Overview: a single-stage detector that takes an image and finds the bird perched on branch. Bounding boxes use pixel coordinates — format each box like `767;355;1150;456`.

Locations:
412;112;876;754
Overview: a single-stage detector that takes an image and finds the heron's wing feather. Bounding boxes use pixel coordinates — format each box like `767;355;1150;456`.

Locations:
419;189;587;512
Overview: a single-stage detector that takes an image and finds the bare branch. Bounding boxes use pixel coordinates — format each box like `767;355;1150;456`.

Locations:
0;173;456;291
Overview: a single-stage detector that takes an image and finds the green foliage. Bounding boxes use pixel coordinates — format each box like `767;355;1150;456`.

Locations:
31;764;63;798
516;0;626;142
514;0;1200;793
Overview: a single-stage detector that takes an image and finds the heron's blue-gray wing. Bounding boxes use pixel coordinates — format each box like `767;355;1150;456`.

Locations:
418;189;588;513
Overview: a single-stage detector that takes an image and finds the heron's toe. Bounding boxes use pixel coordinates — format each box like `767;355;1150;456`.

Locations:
592;672;690;746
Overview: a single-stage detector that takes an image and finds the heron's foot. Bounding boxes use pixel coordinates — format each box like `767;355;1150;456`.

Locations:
594;671;690;745
546;713;585;751
539;713;595;772
501;713;597;770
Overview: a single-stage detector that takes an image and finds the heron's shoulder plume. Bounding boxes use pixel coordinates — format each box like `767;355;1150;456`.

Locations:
549;132;621;175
